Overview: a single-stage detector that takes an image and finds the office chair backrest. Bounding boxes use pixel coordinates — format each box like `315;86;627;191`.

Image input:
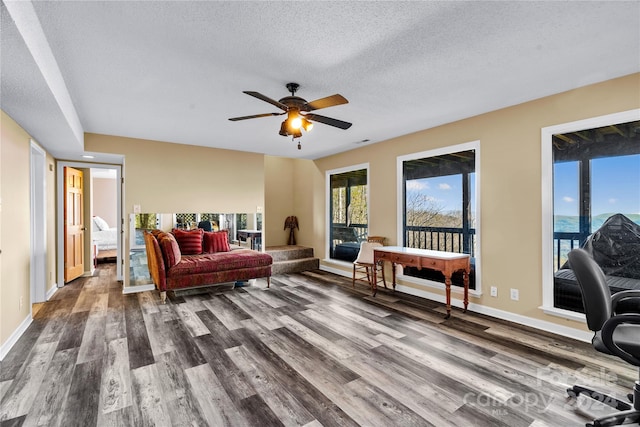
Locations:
197;220;213;232
568;248;612;332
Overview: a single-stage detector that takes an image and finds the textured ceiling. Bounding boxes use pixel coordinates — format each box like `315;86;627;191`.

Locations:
1;1;639;161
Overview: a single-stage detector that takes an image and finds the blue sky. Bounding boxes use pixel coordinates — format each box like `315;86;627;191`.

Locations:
405;153;639;220
554;154;640;216
406;173;476;216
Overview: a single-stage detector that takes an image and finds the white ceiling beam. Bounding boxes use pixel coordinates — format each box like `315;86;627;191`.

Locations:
4;0;84;150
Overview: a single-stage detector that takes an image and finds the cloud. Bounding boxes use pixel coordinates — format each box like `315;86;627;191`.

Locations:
406;181;429;191
423;195;441;203
608;198;618;204
563;196;575;203
438;183;452;190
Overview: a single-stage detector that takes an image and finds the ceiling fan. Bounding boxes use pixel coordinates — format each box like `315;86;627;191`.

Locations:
229;82;352;149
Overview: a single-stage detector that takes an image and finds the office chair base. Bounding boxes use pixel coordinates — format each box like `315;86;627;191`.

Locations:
568;385;632;411
587;409;639;426
575;381;640;427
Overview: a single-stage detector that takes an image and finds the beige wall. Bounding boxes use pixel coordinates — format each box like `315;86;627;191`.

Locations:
85;134;265;215
263;156;321;247
92;176;117;227
264;156;295;246
1;111;34;346
293;158;324;248
306;73;640;330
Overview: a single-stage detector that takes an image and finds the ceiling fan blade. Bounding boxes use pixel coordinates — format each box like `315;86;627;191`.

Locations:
228;112;283;121
244;91;289;111
305;113;352;130
306;94;348;111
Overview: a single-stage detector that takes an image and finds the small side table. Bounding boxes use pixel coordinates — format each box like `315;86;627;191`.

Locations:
237;230;262;250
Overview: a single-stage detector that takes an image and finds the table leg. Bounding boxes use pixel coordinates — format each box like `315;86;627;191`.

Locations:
444;275;452;319
391;263;397;290
463;269;469;313
372;266;378;297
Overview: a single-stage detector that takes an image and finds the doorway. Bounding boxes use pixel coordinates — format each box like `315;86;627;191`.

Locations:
57;162;123;286
91;168;119;265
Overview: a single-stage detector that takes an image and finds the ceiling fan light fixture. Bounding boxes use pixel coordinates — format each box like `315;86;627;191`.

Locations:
290;117;302;129
288;110;302;130
279;120;288;136
301;118;313;132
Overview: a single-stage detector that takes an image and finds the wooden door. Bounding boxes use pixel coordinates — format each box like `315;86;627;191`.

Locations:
64;166;84;282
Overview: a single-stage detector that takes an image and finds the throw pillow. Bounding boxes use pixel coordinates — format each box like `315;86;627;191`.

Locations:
150;229;164;238
172;228;204;254
93;216;110;231
203;230;230;253
159;233;181;268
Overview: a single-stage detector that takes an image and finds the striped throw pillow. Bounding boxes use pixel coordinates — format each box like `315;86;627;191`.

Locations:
172;228;204;255
203;230;230;253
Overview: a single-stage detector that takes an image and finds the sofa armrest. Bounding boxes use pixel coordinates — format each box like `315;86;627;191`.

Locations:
143;231;167;291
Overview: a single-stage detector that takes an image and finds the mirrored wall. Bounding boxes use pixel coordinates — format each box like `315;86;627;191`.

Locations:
129;212;262;286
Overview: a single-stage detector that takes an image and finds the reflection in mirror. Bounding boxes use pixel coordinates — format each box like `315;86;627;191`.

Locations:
129;212;263;286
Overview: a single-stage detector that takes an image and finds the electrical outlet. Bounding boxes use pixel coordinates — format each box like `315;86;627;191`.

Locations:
490;286;498;297
19;296;23;311
510;288;519;301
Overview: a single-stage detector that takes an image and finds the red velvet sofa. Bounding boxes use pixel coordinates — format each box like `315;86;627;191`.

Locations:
143;229;272;302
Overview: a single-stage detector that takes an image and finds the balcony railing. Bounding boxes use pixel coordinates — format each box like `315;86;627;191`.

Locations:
330;224;477;261
553;232;587;271
330;223;368;243
405;226;475;257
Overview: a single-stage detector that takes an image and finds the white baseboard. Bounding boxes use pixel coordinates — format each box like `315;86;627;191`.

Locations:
320;262;352;277
320;265;591;343
46;285;58;301
122;284;156;294
0;314;33;361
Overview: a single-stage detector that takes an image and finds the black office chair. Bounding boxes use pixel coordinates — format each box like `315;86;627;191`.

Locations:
197;220;212;232
567;248;640;426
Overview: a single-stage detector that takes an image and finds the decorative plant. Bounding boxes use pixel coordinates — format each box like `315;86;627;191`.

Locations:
284;216;299;245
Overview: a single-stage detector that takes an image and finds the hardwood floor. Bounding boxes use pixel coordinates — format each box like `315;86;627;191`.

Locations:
0;264;635;426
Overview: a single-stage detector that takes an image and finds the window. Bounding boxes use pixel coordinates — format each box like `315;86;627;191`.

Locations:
199;213;221;230
175;213;196;229
130;213;161;250
398;142;480;290
542;112;640;316
327;165;368;262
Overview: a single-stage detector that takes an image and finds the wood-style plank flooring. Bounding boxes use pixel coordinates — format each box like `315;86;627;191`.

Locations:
1;264;636;426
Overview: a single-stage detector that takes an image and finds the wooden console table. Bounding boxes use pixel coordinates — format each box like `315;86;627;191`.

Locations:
373;246;470;318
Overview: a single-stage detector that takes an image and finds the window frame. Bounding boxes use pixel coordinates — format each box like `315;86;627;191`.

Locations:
540;109;640;321
325;163;370;262
396;141;481;294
